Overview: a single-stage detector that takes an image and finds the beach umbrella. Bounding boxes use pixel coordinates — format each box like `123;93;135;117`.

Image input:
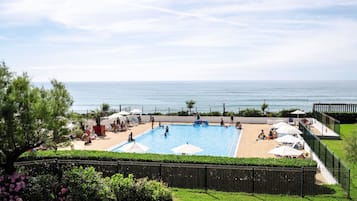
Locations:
130;109;142;115
107;113;123;120
276;124;302;135
119;142;149;153
268;145;303;157
172;142;203;155
118;111;130;116
275;135;302;144
291;110;305;123
272;122;289;129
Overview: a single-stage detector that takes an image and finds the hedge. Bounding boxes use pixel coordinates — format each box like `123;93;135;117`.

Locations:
20;150;316;168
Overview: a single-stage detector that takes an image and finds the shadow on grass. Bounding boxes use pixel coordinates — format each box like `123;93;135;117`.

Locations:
312;184;336;195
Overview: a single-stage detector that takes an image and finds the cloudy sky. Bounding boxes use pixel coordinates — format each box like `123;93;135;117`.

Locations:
1;0;357;81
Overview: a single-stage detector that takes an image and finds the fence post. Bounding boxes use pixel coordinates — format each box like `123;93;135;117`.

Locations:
159;163;162;180
347;169;351;199
332;153;335;177
251;167;255;194
300;167;304;197
324;145;327;165
204;165;208;193
338;159;341;182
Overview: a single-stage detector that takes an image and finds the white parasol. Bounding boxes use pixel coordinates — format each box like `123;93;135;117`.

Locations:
290;110;306;123
130;109;142;115
272;122;289;129
275;135;302;144
119;142;149;153
268;145;303;157
107;113;123;120
171;143;203;155
276;124;302;135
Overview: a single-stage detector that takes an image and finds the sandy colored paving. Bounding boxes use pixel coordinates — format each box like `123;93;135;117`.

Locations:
236;124;278;158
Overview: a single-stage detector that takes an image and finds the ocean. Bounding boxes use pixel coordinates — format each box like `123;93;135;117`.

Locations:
37;80;357;114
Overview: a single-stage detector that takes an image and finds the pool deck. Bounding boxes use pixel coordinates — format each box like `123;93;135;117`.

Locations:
236;124;278;158
61;123;279;158
59;122;327;184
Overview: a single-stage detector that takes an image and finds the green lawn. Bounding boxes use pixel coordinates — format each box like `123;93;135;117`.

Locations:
322;124;357;200
171;124;357;201
171;186;349;201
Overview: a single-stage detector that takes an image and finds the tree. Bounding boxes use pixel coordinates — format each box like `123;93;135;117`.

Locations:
261;100;268;115
46;80;74;150
0;62;73;174
185;100;196;114
101;103;110;115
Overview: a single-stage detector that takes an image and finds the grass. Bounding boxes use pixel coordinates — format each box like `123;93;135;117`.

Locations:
322;123;357;200
171;186;350;201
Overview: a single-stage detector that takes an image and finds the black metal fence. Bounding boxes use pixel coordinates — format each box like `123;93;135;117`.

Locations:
15;159;317;196
313;111;340;135
299;122;350;197
313;103;357;113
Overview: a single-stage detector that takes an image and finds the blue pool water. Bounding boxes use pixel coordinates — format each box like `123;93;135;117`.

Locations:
111;124;241;157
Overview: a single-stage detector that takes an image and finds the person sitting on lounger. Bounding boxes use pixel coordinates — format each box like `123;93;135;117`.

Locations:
258;130;266;140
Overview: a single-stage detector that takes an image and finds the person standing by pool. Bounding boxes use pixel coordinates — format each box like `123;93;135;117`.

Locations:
230;115;234;124
220;118;225;126
128;132;134;142
151;116;155;129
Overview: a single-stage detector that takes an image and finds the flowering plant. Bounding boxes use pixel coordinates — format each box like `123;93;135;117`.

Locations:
0;171;28;201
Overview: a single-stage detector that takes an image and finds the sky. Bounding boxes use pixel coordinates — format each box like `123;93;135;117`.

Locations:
0;0;357;82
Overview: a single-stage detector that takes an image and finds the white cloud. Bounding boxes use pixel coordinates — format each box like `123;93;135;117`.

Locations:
1;0;357;81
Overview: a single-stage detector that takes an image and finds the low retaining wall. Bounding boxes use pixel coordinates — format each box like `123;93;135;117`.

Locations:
16;158;316;196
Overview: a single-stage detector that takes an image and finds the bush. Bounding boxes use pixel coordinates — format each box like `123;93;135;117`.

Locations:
0;171;28;201
199;111;222;116
177;111;189;116
109;173;172;201
62;166;112;201
23;174;60;201
110;173;136;201
238;108;263;117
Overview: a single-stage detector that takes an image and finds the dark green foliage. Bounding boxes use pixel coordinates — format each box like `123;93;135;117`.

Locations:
110;174;172;201
326;113;357;123
0;62;73;174
110;173;136;201
199;111;222;116
238;108;263;117
177;111;189;116
23;174;60;201
20;150;317;167
261;101;268;114
20;167;173;201
62;166;112;201
101;103;110;114
277;109;299;117
185;100;196;114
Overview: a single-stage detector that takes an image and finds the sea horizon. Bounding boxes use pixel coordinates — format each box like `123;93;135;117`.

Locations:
35;80;357;114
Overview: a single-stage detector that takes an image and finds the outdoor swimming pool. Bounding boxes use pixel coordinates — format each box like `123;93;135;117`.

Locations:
111;124;241;157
